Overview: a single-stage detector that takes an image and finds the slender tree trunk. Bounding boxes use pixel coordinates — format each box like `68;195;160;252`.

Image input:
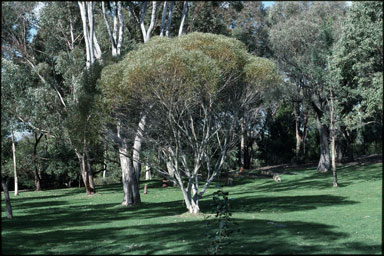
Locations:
165;1;174;37
132;112;148;184
159;1;168;36
11;129;18;196
33;132;43;191
76;151;92;195
316;114;331;173
1;181;13;219
240;117;245;170
102;1;124;57
85;151;96;193
178;1;189;36
329;88;338;187
293;102;302;163
145;164;152;180
302;111;308;155
331;130;338;187
102;141;107;179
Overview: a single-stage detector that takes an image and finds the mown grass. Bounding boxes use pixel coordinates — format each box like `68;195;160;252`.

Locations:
1;162;382;255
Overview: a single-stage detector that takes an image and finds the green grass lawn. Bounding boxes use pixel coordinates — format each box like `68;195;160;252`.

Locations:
2;162;382;255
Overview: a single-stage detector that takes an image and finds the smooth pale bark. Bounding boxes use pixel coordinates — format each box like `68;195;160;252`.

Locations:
145;164;152;180
178;1;189;36
139;1;158;43
102;1;124;57
117;122;141;206
165;1;174;37
240;116;245;169
2;181;13;219
329;88;338;187
78;1;102;68
11;129;18;196
132;113;148;184
33;132;44;191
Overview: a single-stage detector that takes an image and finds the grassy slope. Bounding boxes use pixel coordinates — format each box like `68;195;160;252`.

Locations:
1;162;382;255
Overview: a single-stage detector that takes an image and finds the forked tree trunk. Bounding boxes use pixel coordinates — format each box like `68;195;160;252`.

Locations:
175;173;200;214
1;181;13;219
11;129;18;196
76;152;94;195
117;122;141;206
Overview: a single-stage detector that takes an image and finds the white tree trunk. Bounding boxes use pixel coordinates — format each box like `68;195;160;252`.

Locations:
132;113;148;183
329;88;338;187
117;121;141;206
102;1;124;57
78;1;102;68
139;1;158;43
145;164;152;180
178;1;189;36
240;116;245;170
11;129;18;196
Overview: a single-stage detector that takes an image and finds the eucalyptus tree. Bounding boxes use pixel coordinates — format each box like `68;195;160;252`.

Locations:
98;32;281;212
101;1;124;57
268;1;347;172
78;1;102;68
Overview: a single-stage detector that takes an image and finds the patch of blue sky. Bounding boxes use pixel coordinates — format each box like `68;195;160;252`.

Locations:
262;1;275;8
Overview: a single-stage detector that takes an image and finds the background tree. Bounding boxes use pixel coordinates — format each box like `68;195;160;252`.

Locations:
268;1;347;172
329;1;383;155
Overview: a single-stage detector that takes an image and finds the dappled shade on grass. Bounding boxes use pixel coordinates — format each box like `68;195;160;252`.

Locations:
2;163;382;254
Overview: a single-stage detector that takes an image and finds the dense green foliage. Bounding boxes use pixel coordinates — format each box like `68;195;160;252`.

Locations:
330;1;383;128
2;162;381;254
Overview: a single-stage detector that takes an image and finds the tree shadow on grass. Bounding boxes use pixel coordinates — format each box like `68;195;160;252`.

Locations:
228;194;358;213
8;187;86;202
2;192;358;242
2;216;380;255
